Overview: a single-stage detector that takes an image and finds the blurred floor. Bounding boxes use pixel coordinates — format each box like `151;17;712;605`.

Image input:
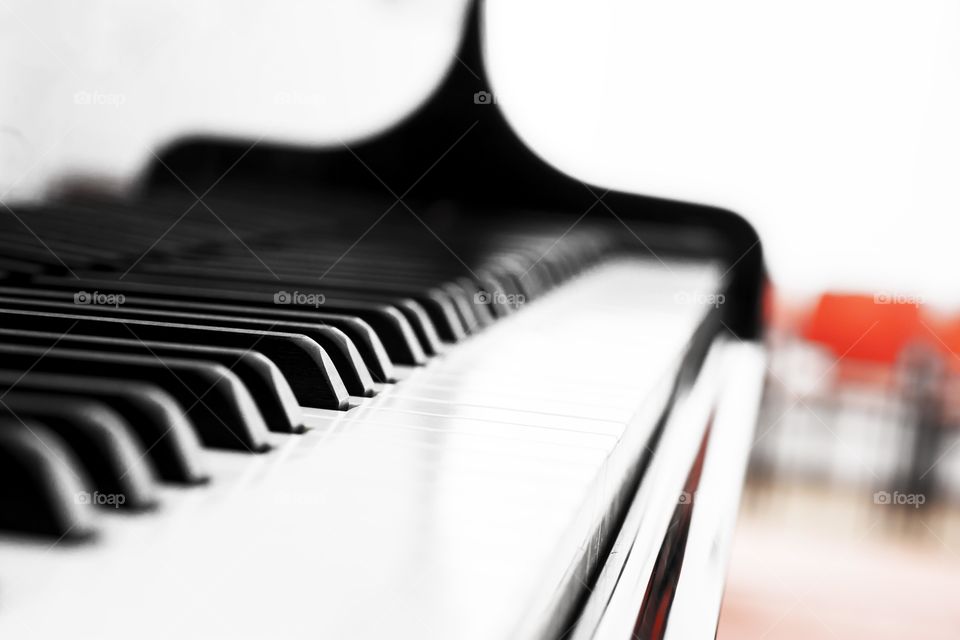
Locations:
714;292;960;638
717;480;960;639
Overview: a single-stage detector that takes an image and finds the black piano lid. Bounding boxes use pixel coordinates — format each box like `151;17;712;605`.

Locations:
146;0;766;340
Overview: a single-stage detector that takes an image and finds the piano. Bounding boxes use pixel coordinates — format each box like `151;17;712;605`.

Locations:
0;2;766;638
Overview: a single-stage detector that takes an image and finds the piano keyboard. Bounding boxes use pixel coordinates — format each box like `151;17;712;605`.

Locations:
0;0;772;634
0;198;729;638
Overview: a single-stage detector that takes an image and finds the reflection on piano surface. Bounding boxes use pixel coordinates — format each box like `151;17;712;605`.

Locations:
0;2;765;638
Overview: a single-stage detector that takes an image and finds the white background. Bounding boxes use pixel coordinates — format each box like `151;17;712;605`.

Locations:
487;0;960;310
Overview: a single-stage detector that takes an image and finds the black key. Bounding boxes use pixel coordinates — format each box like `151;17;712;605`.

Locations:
0;344;272;452
474;267;527;317
450;276;494;328
442;280;486;333
0;309;349;410
0;287;396;383
385;296;445;356
133;263;467;343
0;418;95;538
0;329;305;433
0;297;374;397
28;276;427;366
0;371;206;484
0;393;157;510
114;273;449;357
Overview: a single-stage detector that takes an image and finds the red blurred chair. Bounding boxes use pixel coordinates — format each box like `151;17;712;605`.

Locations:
802;293;925;365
